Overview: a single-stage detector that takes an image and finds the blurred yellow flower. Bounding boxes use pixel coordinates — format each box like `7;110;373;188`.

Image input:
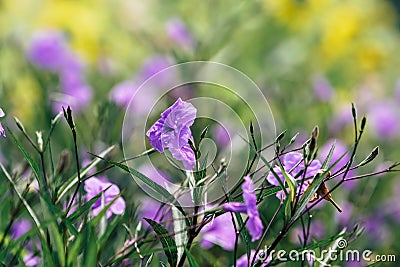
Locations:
12;76;40;122
34;0;109;62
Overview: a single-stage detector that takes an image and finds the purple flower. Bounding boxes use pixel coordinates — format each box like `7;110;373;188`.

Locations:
26;30;70;71
312;75;334;102
319;139;357;189
166;18;195;49
84;176;126;219
368;101;400;140
200;211;236;250
146;98;196;170
223;175;264;241
266;152;321;199
0;108;5;137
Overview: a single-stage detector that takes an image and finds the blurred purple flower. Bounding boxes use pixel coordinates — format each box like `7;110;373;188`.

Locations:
139;164;171;186
110;81;137;107
26;30;70;71
140;197;171;223
368;101;400;140
28;30;92;113
138;55;174;83
146;98;196;170
58;54;92;111
200;211;236;250
335;201;353;227
59;55;85;90
266;152;321;199
52;84;93;113
233;250;270;267
0;108;5;137
290;220;325;244
11;219;32;239
328;107;353;135
312;75;334;102
11;219;40;266
223;175;263;241
212;124;231;148
23;251;39;267
166;18;195;49
319;139;357;189
84;176;126;219
364;214;390;243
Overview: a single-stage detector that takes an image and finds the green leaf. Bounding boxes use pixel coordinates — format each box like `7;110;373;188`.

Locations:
291;145;349;223
7;128;42;186
258;186;281;199
291;170;326;223
1;163;55;266
97;216;122;256
321;141;336;170
284;197;292;224
41;197;66;266
92;154;187;220
172;206;187;264
67;192;102;222
83;225;98;267
240;136;288;198
184;247;199;267
67;230;85;266
279;165;297;203
39;193;79;236
56;145;115;202
144;218;178;267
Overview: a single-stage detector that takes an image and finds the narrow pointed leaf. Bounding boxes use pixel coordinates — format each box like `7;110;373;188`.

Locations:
144;218;178;267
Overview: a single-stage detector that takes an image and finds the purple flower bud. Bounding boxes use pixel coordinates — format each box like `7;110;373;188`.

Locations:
84;176;126;219
146;98;196;170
